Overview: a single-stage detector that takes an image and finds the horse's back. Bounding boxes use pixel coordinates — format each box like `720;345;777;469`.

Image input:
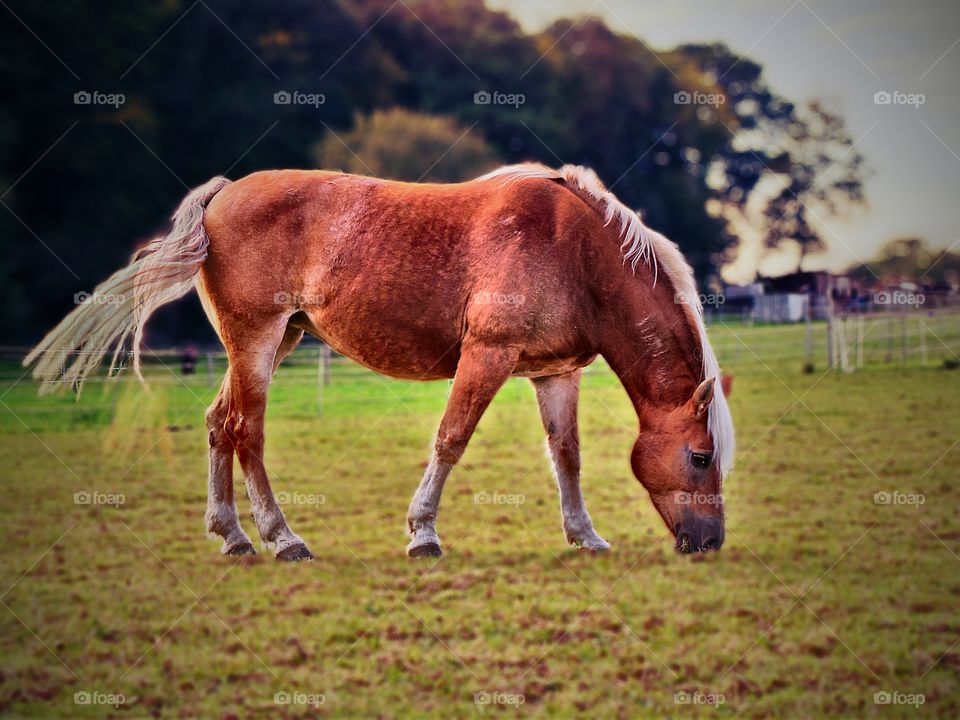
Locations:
200;169;606;378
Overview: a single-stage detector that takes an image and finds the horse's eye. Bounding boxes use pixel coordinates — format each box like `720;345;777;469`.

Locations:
691;452;711;469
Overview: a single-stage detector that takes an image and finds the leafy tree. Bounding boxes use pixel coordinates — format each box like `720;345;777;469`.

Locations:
664;46;868;275
848;238;960;286
0;0;392;343
0;0;871;343
754;101;868;270
314;108;500;181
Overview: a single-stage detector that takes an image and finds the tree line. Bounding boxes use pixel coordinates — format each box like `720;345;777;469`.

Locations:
0;0;866;344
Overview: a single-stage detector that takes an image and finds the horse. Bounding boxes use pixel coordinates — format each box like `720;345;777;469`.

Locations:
24;163;735;561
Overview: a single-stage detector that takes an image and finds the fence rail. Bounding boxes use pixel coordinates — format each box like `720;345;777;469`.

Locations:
1;311;958;430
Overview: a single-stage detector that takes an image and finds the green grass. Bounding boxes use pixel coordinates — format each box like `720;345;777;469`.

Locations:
0;321;958;717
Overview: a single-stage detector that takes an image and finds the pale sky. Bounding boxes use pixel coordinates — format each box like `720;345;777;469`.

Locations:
489;0;960;281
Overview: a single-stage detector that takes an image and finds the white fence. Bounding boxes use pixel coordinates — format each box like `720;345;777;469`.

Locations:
0;310;958;429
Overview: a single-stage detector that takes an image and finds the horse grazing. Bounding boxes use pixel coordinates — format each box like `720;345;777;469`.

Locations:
25;163;734;561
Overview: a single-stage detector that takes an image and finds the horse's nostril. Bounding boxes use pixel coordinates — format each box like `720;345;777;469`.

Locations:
701;537;720;551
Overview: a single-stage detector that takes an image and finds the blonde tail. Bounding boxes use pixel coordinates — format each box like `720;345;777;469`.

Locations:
23;176;231;394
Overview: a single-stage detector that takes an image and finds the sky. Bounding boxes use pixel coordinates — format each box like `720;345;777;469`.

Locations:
489;0;960;281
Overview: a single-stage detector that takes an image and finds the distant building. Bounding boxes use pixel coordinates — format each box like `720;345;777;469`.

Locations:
724;270;958;322
720;282;807;323
763;271;873;319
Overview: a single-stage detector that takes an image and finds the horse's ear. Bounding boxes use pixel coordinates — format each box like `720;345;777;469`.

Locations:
691;378;715;419
720;374;733;398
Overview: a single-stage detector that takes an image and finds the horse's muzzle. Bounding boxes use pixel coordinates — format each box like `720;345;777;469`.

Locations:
676;516;724;553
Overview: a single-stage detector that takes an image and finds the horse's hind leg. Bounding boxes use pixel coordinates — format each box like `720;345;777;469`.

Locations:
224;319;312;561
532;370;609;551
205;368;256;555
407;341;519;557
204;324;304;556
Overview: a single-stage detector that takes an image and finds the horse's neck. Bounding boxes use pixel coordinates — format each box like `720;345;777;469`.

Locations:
601;277;701;422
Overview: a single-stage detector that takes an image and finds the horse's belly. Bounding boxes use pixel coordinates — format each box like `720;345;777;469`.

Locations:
295;308;461;380
295;309;594;381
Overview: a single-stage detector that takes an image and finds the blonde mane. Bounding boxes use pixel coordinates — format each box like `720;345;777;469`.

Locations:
477;163;735;477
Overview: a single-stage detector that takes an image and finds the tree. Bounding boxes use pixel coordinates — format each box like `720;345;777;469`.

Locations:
314;108;501;182
756;101;868;270
668;46;869;274
848;238;960;287
0;0;871;342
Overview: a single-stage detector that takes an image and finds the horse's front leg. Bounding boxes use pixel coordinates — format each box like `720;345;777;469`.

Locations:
532;370;609;551
406;342;519;557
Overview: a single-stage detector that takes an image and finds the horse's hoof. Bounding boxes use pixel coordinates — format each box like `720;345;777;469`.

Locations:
571;536;610;552
276;543;314;562
224;541;256;556
407;541;442;558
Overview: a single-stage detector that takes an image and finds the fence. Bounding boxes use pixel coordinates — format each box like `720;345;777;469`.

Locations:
707;308;960;373
1;309;958;430
709;289;959;326
754;294;808;324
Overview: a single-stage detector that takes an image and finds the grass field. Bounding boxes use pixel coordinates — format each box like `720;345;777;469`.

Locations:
0;319;958;718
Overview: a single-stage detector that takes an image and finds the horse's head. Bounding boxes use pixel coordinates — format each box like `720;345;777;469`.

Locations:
630;376;731;553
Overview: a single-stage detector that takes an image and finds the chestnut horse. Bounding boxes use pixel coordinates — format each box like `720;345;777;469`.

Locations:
25;163;734;561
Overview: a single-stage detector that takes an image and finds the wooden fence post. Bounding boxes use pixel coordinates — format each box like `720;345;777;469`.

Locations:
205;352;215;388
838;316;850;372
317;346;325;416
826;315;835;369
885;316;894;363
919;319;927;365
856;313;864;368
322;344;332;385
900;314;907;364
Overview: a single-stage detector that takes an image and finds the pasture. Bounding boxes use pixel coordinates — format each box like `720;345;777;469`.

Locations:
0;318;958;717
